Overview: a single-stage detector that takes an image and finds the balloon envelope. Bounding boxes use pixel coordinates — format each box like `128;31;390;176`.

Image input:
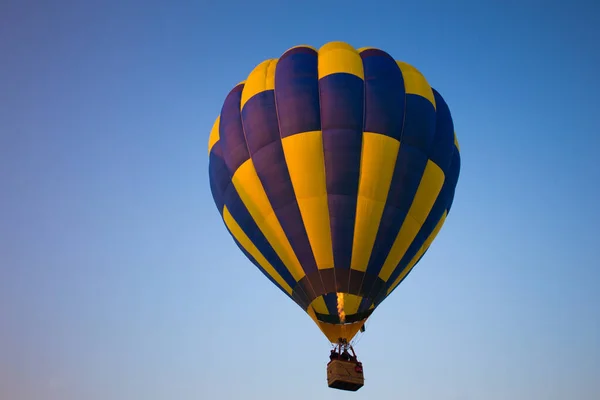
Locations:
208;41;461;343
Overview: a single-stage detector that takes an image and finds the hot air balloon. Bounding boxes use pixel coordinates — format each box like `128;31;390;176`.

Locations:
207;41;461;391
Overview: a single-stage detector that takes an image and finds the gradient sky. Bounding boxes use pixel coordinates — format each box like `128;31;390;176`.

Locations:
1;1;599;399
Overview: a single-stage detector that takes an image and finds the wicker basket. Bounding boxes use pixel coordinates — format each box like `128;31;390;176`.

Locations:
326;359;364;391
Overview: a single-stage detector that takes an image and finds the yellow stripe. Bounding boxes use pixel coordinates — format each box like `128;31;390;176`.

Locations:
309;296;329;315
222;206;293;295
378;159;445;281
396;61;436;109
351;132;400;272
409;161;445;224
454;132;460;152
342;293;362;315
240;59;277;110
281;131;334;270
231;159;305;281
387;211;448;294
207;115;220;155
318;41;364;79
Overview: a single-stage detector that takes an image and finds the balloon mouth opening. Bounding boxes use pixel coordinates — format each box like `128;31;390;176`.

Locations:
314;308;374;325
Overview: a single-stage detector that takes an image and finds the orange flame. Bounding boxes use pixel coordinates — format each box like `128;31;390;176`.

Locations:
336;292;346;323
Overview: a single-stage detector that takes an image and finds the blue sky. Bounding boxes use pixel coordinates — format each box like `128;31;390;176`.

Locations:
1;1;599;399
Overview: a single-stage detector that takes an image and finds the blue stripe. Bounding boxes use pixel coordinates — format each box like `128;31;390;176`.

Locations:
213;84;302;293
384;251;426;299
369;89;461;305
363;144;428;278
230;235;294;301
242;90;280;155
208;142;301;296
361;93;437;298
382;146;461;296
351;48;406;298
274;47;321;138
360;49;405;140
208;143;228;214
222;181;298;290
446;149;461;213
429;89;455;172
379;90;458;287
357;296;374;314
241;90;320;277
400;94;437;154
386;206;446;289
219;84;250;175
382;147;460;300
319;72;364;270
322;293;339;316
